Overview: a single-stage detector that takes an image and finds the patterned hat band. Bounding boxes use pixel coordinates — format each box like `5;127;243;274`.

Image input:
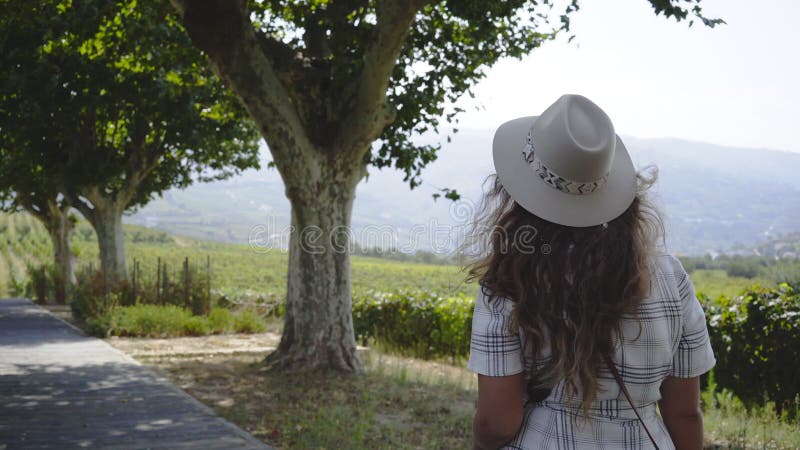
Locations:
522;130;609;195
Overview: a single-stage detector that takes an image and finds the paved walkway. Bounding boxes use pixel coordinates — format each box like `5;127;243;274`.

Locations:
0;298;271;449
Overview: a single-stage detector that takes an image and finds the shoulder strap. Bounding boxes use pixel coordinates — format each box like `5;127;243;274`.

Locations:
602;354;660;450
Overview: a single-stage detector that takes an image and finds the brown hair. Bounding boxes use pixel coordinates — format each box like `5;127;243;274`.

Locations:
461;166;665;415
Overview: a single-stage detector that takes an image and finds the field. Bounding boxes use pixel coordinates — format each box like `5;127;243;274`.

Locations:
0;212;771;302
0;212;471;299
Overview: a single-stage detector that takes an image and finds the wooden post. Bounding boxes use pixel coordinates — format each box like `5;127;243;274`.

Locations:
162;262;168;305
156;257;161;305
206;255;211;310
183;257;190;311
135;259;140;305
131;258;137;306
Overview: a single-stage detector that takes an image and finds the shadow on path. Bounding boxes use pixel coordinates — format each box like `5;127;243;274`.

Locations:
0;298;271;449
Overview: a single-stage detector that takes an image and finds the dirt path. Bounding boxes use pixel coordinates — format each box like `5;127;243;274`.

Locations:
106;332;282;359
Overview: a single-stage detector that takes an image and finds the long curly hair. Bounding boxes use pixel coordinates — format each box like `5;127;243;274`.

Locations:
461;166;666;415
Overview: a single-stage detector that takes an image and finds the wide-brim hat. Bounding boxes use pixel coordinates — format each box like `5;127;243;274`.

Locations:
492;94;637;227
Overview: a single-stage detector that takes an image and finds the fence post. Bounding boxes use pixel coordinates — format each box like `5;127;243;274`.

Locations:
156;257;161;305
183;256;190;311
131;257;137;306
162;262;168;305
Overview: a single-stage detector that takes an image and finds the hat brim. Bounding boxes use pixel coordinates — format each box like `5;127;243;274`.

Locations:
492;116;637;228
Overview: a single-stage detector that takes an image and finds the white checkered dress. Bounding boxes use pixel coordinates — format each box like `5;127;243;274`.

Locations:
467;254;716;449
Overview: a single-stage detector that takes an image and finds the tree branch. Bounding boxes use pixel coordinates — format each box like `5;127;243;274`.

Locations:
171;0;316;185
17;191;48;223
61;188;97;226
334;0;426;157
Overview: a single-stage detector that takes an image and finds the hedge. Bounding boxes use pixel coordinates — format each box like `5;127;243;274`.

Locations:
352;289;474;361
703;283;800;418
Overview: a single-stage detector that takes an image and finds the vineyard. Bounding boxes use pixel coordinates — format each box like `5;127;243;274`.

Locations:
0;212;473;300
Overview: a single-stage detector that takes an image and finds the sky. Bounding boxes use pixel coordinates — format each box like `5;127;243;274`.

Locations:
452;0;800;153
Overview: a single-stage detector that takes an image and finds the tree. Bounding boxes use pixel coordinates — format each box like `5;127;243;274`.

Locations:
170;0;722;372
0;1;84;303
0;172;77;305
0;0;262;282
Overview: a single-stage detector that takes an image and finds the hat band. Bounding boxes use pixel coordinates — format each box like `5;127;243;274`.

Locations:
522;130;609;196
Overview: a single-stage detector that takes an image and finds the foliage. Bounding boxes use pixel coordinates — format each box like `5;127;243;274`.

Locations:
207;307;233;332
704;283;800;418
352;289;474;361
232;310;267;334
702;369;800;448
25;262;49;304
239;0;720;191
0;0;261;209
69;268;125;335
82;304;267;338
19;261;69;304
183;315;212;336
725;259;761;279
112;304;194;337
0;0;261;279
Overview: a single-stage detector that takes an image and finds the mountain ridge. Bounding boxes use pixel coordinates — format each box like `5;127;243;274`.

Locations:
127;131;800;256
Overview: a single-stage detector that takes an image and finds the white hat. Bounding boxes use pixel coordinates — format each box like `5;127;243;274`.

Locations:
492;94;636;227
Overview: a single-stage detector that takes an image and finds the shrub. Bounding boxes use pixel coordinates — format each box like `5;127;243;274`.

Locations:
25;262;48;303
112;304;192;337
705;283;800;418
726;260;760;279
352;289;474;360
70;269;123;329
184;316;212;336
232;310;266;333
208;307;233;332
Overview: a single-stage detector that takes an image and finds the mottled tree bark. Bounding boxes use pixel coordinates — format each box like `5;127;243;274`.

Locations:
24;197;76;304
266;158;364;371
44;202;76;304
63;187;128;282
92;203;127;282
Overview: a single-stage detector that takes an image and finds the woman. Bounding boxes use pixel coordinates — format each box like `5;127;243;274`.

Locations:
463;94;715;449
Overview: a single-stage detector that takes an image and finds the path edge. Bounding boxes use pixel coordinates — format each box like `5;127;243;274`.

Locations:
12;297;273;450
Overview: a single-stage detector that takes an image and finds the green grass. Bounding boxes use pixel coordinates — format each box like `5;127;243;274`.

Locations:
702;376;800;449
106;305;268;337
689;269;772;300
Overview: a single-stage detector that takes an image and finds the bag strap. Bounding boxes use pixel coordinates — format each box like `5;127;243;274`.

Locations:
602;354;660;450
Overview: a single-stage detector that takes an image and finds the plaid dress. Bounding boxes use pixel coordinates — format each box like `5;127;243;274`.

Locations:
467;254;716;449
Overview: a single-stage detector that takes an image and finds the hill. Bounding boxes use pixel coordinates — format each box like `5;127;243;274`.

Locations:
125;131;800;256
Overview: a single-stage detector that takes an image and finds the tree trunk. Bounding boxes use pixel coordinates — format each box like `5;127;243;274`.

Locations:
44;203;76;304
92;203;127;282
264;159;365;373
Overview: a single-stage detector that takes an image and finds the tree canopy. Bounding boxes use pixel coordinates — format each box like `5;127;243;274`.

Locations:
0;0;262;278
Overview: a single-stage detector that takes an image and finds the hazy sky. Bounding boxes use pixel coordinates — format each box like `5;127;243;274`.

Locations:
453;0;800;153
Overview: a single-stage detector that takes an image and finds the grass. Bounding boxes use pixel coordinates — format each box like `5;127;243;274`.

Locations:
690;269;772;300
151;351;476;450
140;345;800;450
703;394;800;449
107;305;267;337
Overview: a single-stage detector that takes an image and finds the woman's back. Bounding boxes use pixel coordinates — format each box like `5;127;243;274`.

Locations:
467;253;715;449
